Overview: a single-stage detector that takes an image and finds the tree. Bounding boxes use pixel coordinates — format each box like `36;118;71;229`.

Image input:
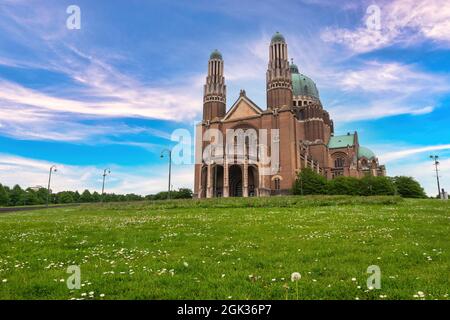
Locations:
292;168;327;195
360;176;396;196
73;191;81;203
91;191;101;202
57;191;75;204
0;184;9;206
393;176;426;198
175;188;193;199
327;176;362;195
36;188;49;204
23;189;39;205
80;190;92;203
9;184;25;206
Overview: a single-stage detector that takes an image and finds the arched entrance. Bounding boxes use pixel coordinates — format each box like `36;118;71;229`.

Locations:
248;165;259;197
212;165;224;197
229;165;242;197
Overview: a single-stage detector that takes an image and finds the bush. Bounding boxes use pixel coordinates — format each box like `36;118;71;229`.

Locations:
293;168;327;195
393;176;427;198
360;176;396;196
327;176;362;195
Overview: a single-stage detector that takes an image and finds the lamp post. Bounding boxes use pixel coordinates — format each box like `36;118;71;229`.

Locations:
430;155;441;198
160;149;172;200
46;165;57;207
101;169;111;202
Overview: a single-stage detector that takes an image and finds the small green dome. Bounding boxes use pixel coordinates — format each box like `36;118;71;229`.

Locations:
271;32;285;43
291;72;320;99
210;49;222;60
290;63;299;74
358;146;376;160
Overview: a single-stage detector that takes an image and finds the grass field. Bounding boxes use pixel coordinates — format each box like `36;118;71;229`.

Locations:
0;196;448;300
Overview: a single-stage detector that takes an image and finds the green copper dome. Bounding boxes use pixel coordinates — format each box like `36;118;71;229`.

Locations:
210;49;222;60
291;72;320;99
271;32;285;43
358;146;376;159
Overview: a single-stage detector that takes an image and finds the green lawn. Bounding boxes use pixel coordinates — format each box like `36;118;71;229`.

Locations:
0;196;448;300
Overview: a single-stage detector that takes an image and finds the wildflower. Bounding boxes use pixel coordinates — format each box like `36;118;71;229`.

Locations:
100;294;105;298
2;279;7;283
351;278;357;282
183;262;189;267
291;272;301;282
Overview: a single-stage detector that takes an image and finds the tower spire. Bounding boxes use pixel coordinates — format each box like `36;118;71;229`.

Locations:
266;32;292;110
203;50;226;121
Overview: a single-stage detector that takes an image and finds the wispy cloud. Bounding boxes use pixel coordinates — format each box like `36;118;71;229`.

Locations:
380;144;450;162
321;0;450;53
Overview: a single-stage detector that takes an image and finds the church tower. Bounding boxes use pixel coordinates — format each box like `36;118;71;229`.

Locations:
266;32;293;110
203;49;226;121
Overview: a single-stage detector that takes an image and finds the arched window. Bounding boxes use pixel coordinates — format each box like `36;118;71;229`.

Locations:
361;159;368;168
274;178;281;190
335;157;345;168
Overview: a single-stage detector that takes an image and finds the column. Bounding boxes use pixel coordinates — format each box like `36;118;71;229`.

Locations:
223;160;229;197
243;162;249;197
206;164;213;198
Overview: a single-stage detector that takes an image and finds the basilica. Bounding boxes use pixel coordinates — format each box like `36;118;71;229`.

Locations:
194;32;386;198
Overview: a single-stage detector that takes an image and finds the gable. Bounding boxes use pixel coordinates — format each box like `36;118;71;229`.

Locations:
224;96;262;121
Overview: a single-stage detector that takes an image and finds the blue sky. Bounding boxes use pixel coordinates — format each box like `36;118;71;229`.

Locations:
0;0;449;195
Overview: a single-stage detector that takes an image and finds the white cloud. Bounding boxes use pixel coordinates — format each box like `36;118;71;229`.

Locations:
321;0;450;53
379;144;450;162
387;157;450;197
333;61;448;94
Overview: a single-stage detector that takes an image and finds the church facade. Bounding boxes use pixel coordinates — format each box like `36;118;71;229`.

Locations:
194;32;386;198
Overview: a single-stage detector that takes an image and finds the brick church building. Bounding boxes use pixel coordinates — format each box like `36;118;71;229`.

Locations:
194;32;385;198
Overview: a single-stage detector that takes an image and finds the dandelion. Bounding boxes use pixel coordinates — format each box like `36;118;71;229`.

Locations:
291;272;301;282
291;272;301;300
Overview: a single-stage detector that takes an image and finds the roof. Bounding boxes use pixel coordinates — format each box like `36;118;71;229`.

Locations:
210;49;222;60
271;32;285;43
291;73;320;99
358;146;376;159
328;134;355;149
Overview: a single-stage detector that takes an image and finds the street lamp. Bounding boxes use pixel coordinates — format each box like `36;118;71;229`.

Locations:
101;168;111;202
430;155;441;198
46;165;57;207
160;148;172;200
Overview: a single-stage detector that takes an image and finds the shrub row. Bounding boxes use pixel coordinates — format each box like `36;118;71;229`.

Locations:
292;168;427;198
